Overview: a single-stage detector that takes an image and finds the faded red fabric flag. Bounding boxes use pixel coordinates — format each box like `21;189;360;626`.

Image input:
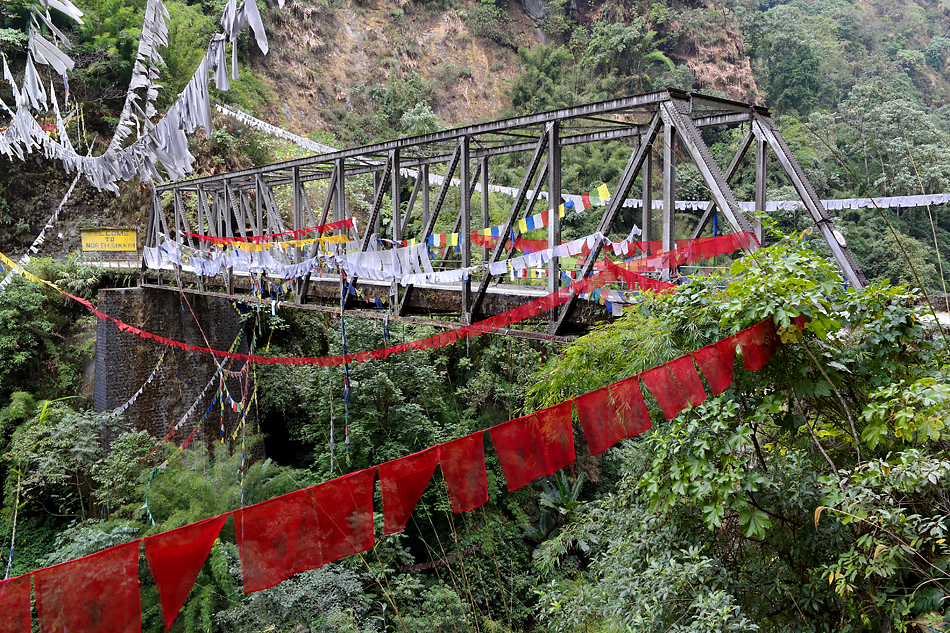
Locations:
0;575;31;633
574;386;627;455
536;401;575;471
736;320;779;371
640;365;692;420
491;414;550;491
693;343;734;395
607;377;652;438
314;468;376;563
668;356;707;407
145;514;229;631
234;488;322;593
439;432;489;512
35;540;142;633
379;448;440;535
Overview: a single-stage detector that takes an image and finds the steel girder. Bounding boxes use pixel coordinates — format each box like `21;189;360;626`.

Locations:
147;90;868;334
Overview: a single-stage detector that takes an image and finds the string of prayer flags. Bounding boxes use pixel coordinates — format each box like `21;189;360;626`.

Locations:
511;267;548;279
144;514;229;631
489;401;574;491
0;575;31;633
439;432;489;513
9;317;789;631
234;488;322;593
184;219;355;244
34;540;142;633
379;447;441;535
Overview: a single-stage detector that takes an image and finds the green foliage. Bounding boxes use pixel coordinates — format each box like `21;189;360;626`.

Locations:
0;278;56;399
524;471;584;541
399;102;442;137
141;440;310;531
530;236;945;631
158;1;217;105
767;35;821;114
5;402;134;519
41;519;140;564
0;27;25;50
464;0;513;49
215;562;378;632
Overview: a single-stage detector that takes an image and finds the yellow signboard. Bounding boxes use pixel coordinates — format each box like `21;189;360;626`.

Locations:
81;229;138;252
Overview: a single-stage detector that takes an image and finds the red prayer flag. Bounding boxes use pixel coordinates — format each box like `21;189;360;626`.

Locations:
145;514;229;631
0;575;31;633
693;342;735;396
439;432;489;512
314;468;376;563
536;401;575;471
574;386;627;455
35;540;142;633
607;377;652;438
736;320;779;371
640;365;692;420
379;448;440;535
491;414;546;491
234;488;322;593
667;356;707;407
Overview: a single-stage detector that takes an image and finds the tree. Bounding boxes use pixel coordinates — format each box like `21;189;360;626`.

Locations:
529;235;945;631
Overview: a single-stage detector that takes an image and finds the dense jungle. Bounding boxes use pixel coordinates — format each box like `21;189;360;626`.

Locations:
2;0;950;628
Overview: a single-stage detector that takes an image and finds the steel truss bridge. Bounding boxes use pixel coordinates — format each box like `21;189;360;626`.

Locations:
145;89;867;336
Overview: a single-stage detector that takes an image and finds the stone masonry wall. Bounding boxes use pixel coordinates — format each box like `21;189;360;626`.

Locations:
95;287;259;450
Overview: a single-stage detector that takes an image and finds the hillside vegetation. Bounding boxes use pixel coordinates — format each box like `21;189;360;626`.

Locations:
2;0;950;631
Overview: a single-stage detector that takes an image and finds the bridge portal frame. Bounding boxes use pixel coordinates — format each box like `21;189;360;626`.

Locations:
148;89;867;334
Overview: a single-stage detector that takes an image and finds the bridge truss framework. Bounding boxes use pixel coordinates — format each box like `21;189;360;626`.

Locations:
147;89;867;334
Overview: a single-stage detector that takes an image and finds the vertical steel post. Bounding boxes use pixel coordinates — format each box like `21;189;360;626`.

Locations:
460;136;471;323
293;166;302;266
662;120;677;276
755;135;767;245
256;176;264;236
422;164;430;231
391;149;401;242
372;168;381;234
641;148;653;248
547;121;561;298
335;159;345;224
335;158;346;233
480;158;490;261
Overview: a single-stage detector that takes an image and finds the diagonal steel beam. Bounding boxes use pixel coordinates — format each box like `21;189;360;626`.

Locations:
400;171;423;238
690;128;755;238
751;113;867;288
553;112;662;334
359;155;394;253
318;167;339;226
470;126;551;319
397;144;463;315
660;100;756;242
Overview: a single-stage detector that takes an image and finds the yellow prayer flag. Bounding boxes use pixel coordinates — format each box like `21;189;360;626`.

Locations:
597;184;610;200
0;251;56;289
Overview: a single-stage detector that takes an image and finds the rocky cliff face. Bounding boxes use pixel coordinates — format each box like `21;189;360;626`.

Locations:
252;0;759;137
256;0;537;136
